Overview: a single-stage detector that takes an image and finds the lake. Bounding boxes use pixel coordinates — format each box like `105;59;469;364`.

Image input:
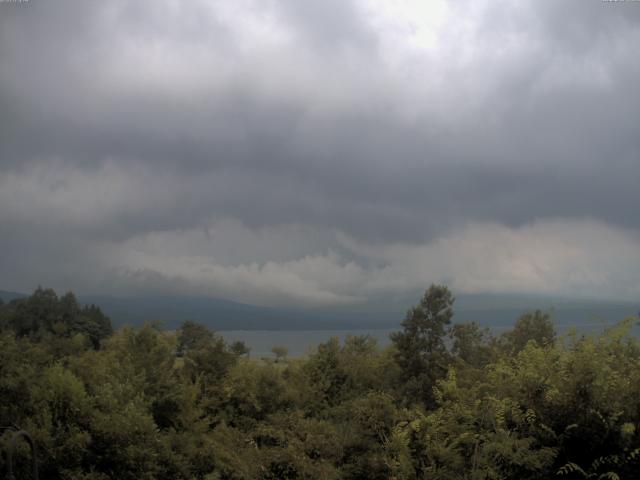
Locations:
220;329;395;358
219;321;631;358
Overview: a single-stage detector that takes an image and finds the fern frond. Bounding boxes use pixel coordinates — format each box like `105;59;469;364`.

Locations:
557;462;587;477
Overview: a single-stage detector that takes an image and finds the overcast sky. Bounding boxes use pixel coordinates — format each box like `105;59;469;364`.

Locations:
1;0;639;306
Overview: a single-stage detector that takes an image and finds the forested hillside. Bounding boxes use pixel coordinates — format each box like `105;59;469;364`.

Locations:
1;287;639;479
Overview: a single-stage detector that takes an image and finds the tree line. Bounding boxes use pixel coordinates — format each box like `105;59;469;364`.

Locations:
0;286;639;479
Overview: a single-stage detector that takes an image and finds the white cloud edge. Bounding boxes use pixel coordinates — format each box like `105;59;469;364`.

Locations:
94;218;640;306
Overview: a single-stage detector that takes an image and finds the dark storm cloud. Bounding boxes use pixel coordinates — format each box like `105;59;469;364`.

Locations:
1;0;640;303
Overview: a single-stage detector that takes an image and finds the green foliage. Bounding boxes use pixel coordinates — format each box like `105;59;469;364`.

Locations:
178;320;238;390
177;320;215;357
303;335;396;410
219;360;297;427
0;287;112;351
502;309;556;354
390;284;454;407
229;340;250;357
450;321;495;368
1;287;639;480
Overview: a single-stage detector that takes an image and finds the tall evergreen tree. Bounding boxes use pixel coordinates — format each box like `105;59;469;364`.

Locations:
390;284;454;407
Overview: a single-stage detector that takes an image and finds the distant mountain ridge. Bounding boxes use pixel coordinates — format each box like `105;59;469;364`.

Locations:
1;289;637;331
0;289;26;302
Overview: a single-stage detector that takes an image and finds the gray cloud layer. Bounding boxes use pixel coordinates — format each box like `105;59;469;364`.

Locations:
1;0;639;305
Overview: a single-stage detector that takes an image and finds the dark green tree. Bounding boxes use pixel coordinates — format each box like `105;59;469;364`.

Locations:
502;309;555;354
76;304;113;348
230;340;250;357
181;326;237;398
8;287;60;337
450;321;494;367
2;288;111;349
390;284;454;407
176;320;214;357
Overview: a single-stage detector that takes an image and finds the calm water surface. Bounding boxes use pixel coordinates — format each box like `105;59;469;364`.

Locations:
220;322;623;358
220;329;394;358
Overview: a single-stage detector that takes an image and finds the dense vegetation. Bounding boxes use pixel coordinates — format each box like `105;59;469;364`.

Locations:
1;286;639;479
